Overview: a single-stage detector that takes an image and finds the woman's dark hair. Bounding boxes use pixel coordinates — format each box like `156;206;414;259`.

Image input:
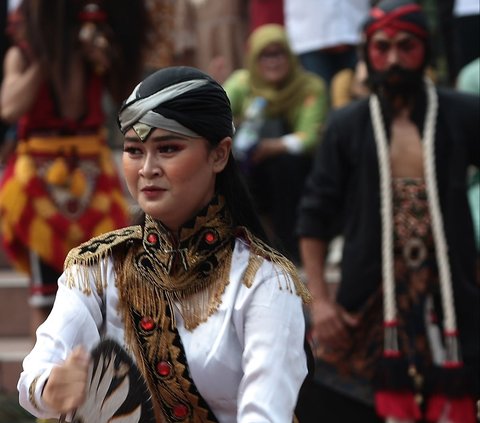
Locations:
217;154;270;243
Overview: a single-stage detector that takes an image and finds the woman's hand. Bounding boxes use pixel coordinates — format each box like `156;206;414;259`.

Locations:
42;346;90;415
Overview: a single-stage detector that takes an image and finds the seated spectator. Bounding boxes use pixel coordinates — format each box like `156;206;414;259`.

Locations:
224;24;328;263
456;57;480;253
330;60;370;109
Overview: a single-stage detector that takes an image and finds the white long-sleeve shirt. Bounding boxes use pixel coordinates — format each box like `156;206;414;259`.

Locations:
284;0;370;54
18;238;308;422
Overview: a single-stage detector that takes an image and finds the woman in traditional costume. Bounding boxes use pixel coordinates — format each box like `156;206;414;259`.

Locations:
17;66;311;422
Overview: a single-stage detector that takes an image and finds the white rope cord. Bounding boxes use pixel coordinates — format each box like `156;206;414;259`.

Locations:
370;78;458;358
370;94;396;326
422;78;457;338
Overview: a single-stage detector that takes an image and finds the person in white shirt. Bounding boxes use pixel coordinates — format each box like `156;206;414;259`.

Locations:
283;0;370;86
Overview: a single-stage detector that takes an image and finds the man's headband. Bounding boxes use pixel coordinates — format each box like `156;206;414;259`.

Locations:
364;2;428;40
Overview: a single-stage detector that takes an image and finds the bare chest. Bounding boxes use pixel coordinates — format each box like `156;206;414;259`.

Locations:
389;116;424;178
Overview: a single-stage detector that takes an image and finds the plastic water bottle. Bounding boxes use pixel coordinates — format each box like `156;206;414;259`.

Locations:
233;97;267;165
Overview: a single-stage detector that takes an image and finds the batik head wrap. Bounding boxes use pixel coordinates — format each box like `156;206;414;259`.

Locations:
246;24;325;123
118;66;234;144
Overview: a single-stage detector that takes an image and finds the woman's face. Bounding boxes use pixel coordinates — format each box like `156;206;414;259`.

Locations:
122;127;231;231
256;42;290;85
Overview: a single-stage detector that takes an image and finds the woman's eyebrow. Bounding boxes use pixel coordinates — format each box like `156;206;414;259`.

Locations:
149;134;190;142
124;133;190;143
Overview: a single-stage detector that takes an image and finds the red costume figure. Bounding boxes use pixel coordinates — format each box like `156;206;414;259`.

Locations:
0;0;148;335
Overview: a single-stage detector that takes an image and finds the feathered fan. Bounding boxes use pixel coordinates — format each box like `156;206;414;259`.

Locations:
69;339;155;423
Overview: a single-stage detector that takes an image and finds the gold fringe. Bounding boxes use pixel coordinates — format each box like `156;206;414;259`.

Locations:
115;245;222;422
64;225;143;295
28;375;42;411
243;254;263;288
116;241;233;331
241;228;312;304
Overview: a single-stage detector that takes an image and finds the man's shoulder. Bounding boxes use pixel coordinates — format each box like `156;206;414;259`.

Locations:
328;97;371;127
437;86;479;107
333;97;370;116
436;86;480;125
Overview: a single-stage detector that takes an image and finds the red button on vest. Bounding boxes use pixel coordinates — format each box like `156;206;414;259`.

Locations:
173;404;189;419
147;233;158;244
204;231;216;244
156;361;172;377
140;317;155;331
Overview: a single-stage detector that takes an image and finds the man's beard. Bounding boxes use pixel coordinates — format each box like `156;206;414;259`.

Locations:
368;65;424;104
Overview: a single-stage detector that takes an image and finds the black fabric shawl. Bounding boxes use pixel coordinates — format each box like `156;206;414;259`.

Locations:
296;87;480;369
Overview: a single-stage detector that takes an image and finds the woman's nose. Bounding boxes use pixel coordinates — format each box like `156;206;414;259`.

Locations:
139;154;161;178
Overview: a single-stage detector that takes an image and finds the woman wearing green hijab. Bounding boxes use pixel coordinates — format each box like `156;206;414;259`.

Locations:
224;23;328;263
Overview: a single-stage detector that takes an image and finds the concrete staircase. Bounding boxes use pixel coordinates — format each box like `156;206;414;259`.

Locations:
0;247;33;397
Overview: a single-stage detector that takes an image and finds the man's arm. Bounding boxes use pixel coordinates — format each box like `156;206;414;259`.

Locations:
300;237;358;352
300;237;329;302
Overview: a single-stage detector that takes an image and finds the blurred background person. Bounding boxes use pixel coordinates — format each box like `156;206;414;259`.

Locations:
283;0;370;92
450;0;479;83
436;0;480;86
187;0;248;84
224;23;327;264
296;1;479;421
456;56;480;255
0;0;148;338
456;56;480;95
329;59;370;109
0;0;10;148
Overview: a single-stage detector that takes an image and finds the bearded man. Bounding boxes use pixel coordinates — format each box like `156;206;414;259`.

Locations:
295;0;479;422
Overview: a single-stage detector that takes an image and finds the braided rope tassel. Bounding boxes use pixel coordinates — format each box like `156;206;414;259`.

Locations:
422;78;460;364
370;94;398;352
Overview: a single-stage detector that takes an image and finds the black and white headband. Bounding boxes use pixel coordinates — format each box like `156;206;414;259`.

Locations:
118;79;208;140
117;67;235;144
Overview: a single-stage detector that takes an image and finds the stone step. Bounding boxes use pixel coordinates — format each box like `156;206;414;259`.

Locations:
0;337;33;396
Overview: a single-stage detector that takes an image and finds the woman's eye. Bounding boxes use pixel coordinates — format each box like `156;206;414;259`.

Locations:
123;146;142;155
159;144;180;154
